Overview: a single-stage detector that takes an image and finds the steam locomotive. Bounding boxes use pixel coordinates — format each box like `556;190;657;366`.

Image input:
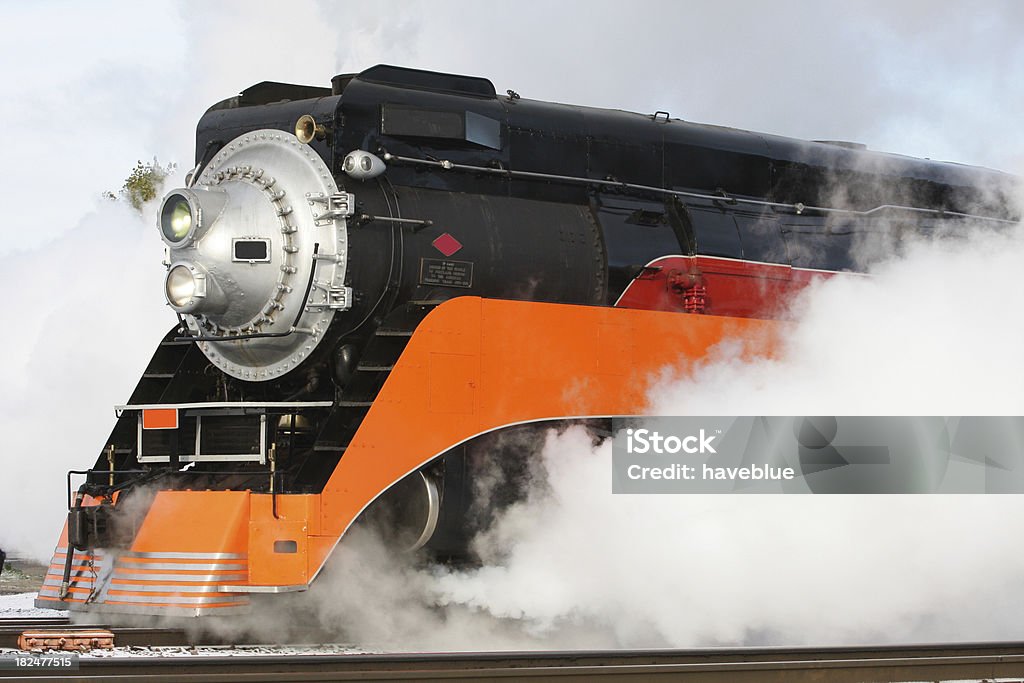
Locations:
36;65;1014;616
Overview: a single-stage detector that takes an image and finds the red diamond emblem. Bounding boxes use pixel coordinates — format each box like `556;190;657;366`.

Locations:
432;233;463;257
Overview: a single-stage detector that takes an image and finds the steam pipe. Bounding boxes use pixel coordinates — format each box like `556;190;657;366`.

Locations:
382;152;1017;225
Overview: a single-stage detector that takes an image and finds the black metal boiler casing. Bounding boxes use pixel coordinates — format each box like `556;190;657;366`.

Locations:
195;67;616;366
196;65;1013;363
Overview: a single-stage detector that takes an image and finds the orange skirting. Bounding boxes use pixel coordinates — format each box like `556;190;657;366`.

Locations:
37;297;779;612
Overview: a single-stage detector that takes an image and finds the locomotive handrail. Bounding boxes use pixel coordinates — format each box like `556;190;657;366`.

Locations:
381;151;1018;225
67;466;287;506
115;401;332;420
115;401;333;413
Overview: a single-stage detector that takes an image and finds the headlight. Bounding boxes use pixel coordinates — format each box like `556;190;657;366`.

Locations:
157;187;226;248
164;262;222;314
160;194;194;244
165;264;197;307
341;150;386;180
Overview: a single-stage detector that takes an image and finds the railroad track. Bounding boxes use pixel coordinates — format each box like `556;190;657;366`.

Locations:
0;619;70;650
0;617;196;650
4;642;1024;682
0;619;69;632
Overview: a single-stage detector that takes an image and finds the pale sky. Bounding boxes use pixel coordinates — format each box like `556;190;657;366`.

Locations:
2;0;1023;254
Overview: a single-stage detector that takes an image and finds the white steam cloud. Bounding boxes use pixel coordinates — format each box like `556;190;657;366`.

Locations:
651;223;1024;416
429;434;1024;647
0;198;175;559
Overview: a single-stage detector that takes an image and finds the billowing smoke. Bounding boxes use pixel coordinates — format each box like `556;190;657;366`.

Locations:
430;438;1024;647
0;198;175;559
651;221;1024;416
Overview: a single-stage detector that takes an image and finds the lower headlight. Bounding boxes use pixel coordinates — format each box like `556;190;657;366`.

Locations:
165;265;197;307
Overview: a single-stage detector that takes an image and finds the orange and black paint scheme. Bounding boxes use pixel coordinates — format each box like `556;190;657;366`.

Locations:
37;65;1014;616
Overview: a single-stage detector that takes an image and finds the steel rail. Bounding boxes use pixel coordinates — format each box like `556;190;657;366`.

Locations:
0;619;70;629
4;642;1024;682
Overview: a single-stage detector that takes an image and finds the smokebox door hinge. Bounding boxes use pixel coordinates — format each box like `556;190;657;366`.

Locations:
308;192;355;226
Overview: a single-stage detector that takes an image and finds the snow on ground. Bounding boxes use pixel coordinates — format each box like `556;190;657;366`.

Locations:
77;644;367;658
0;592;65;618
1;644;367;658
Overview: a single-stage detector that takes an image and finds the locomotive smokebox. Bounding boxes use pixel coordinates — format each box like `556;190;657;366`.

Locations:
157;130;353;381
